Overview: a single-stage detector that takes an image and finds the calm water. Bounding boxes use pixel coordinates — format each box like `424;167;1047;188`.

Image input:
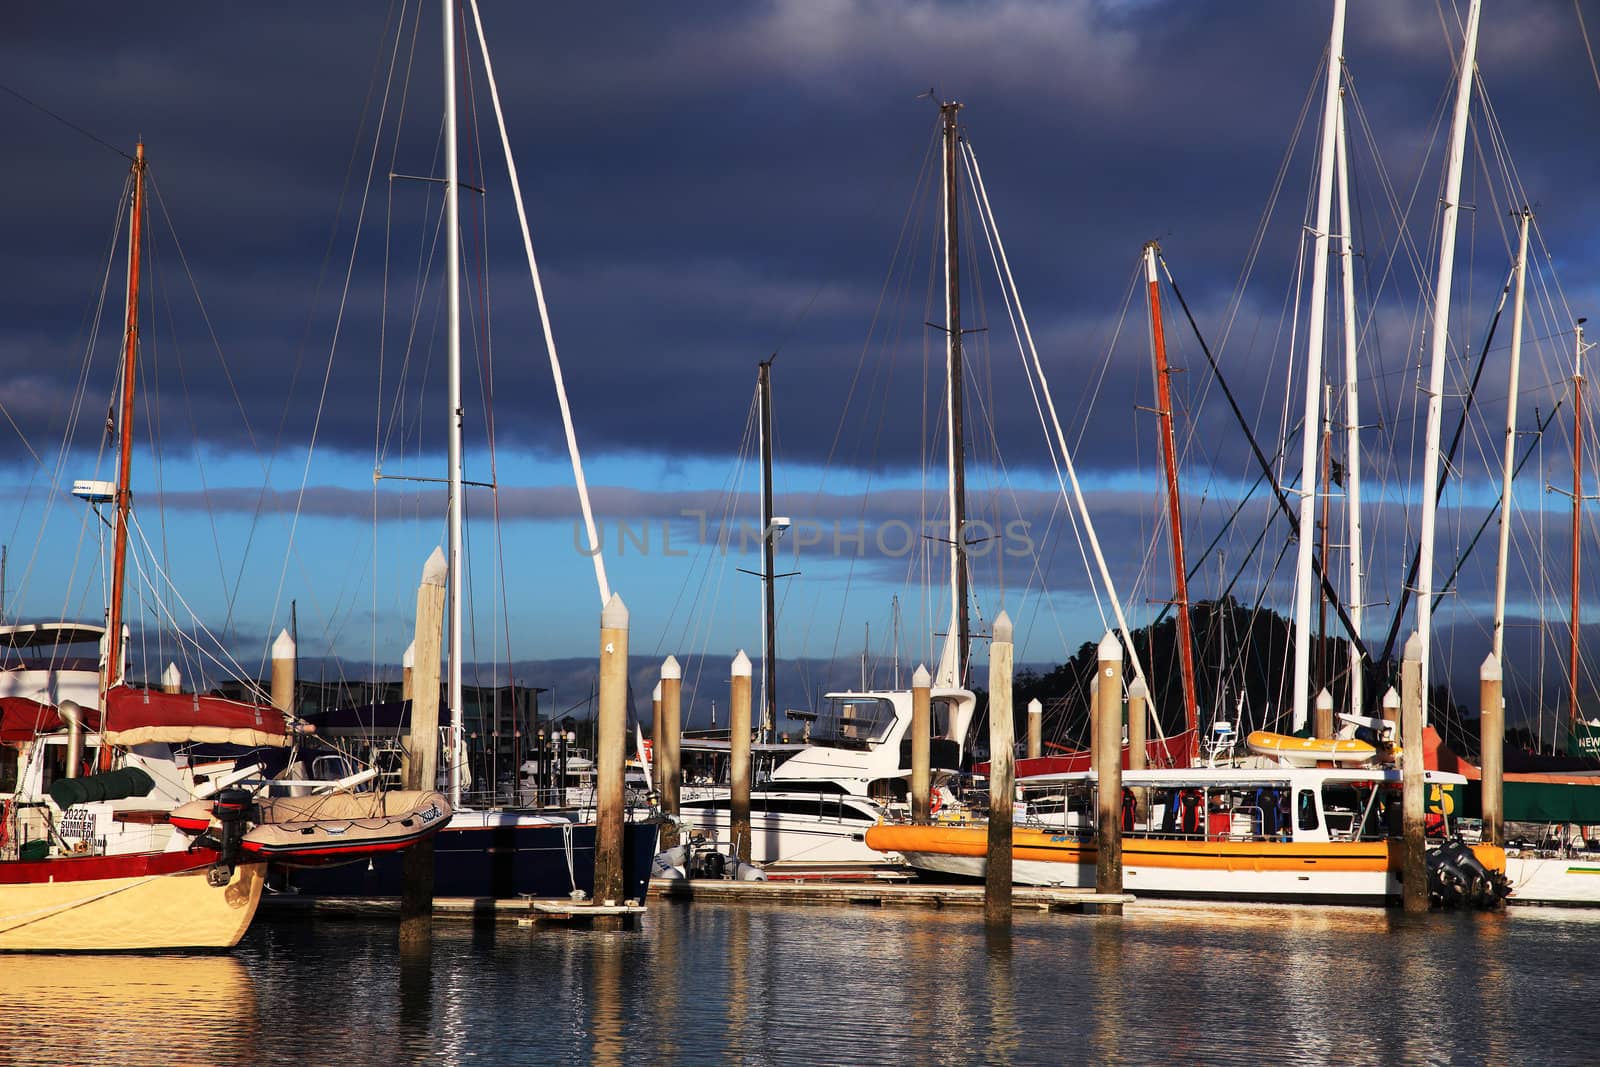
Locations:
3;900;1599;1065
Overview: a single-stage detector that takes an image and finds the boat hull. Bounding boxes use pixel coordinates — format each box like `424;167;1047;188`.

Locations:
0;850;265;952
867;823;1506;904
1504;854;1600;906
675;802;888;866
286;812;659;902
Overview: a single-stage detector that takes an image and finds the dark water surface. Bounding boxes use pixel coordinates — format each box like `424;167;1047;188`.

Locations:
4;901;1599;1065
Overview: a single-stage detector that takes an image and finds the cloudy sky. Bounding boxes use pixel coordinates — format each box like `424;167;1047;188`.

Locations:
4;1;1600;728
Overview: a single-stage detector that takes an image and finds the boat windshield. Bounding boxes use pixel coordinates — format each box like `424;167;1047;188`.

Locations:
809;697;897;749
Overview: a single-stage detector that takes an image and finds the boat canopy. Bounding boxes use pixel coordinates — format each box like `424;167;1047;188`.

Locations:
0;696;102;742
103;686;290;748
0;622;106;650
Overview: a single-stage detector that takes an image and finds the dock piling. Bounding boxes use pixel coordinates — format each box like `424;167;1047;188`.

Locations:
660;656;682;850
1126;678;1148;824
986;611;1015;925
401;547;446;943
594;593;630;909
912;664;932;824
161;662;181;695
271;628;296;714
1026;697;1042;761
1095;630;1124;914
1401;632;1427;913
1480;652;1504;848
730;650;753;865
1314;687;1334;742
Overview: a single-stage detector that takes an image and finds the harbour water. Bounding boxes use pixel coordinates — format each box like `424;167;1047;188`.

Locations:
4;901;1598;1065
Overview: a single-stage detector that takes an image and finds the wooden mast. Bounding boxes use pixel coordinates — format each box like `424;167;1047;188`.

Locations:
103;141;147;760
1571;320;1587;730
940;99;969;687
1143;241;1197;751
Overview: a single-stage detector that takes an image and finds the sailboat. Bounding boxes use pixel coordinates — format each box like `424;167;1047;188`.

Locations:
0;144;271;951
285;0;657;906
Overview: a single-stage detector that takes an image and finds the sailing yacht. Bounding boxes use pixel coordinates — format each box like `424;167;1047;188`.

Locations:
286;0;658;906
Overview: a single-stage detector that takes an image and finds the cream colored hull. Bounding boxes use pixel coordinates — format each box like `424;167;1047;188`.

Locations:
0;858;265;952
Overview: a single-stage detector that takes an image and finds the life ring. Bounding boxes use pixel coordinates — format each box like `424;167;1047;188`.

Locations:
929;792;943;815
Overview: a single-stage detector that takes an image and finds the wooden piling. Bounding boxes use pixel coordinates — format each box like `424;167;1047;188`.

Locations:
1095;630;1124;914
1480;652;1504;848
1401;632;1427;912
659;656;682;850
985;611;1015;925
270;629;295;715
1314;687;1334;742
730;650;753;865
1126;678;1148;824
593;593;630;906
911;664;933;824
401;547;446;944
161;662;181;695
1026;698;1043;761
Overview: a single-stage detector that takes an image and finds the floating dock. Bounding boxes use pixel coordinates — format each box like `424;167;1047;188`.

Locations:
652;878;1135;912
259;893;646;924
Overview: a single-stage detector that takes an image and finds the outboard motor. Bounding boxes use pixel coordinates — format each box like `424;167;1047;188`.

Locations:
689;847;726;881
1427;836;1511;909
207;788;255;887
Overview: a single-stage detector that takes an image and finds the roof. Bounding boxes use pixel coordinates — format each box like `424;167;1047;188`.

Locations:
0;622;106;651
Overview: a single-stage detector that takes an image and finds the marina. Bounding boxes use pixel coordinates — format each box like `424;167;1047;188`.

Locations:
11;0;1600;1063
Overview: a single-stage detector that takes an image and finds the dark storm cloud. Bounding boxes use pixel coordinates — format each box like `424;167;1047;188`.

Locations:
6;1;1597;480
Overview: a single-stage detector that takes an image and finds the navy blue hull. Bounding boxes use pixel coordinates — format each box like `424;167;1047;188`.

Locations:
286;818;659;903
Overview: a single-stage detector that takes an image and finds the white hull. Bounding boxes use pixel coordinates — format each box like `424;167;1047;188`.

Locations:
677;807;888;866
1504;854;1600;906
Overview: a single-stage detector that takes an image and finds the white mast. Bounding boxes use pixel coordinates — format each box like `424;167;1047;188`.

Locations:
1291;0;1346;733
1335;87;1364;717
1493;209;1532;661
1416;0;1483;723
443;0;464;807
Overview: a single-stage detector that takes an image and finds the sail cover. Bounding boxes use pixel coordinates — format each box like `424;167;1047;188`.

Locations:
0;696;101;742
103;686;290;748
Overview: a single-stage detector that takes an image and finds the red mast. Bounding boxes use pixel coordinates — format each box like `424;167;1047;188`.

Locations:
1144;242;1198;759
102;142;146;763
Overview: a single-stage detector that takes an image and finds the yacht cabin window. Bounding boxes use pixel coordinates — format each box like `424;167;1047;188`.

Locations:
810;698;897;748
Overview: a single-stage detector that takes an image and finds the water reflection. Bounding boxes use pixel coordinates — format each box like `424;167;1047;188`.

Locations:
591;934;623;1067
0;954;258;1064
3;903;1597;1066
984;926;1017;1067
